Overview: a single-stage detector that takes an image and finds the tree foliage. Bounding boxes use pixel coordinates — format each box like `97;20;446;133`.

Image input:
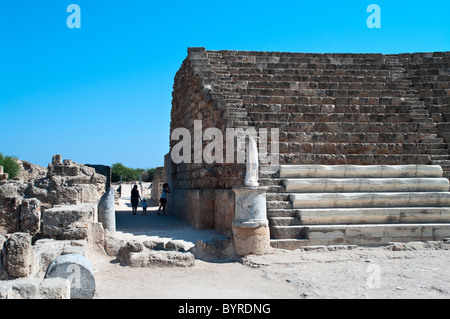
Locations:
111;163;156;183
0;153;21;179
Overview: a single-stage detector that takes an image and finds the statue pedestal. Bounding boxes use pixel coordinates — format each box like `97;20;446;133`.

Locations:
232;186;270;256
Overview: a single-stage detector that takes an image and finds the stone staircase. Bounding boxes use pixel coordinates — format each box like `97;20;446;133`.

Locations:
263;164;450;249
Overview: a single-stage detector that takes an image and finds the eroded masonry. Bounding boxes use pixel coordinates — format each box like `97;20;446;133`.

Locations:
166;48;450;249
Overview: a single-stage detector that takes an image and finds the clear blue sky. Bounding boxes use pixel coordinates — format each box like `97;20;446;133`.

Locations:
0;0;449;169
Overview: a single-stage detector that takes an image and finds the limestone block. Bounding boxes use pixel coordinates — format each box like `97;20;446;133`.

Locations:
42;204;95;240
280;165;444;179
8;280;41;299
232;226;270;256
232;187;269;228
104;233;124;256
291;192;450;209
284;177;449;193
232;187;270;255
0;282;11;299
5;232;33;278
97;187;116;232
129;250;195;268
0;234;7;280
19;198;41;235
116;240;144;265
0;182;26;234
32;239;88;277
39;278;71;299
45;254;96;299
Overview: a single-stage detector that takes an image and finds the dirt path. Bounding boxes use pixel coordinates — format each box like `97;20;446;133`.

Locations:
90;185;450;299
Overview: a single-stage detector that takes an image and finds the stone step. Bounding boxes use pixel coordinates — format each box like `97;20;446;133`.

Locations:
427;149;449;155
251;121;435;134
279;165;443;178
241;91;417;102
267;200;292;210
269;207;450;226
246;103;413;114
283;177;449;193
278;153;431;166
270;223;450;246
430;155;450;161
277;142;437;156
244;80;412;90
247;112;420;123
284;132;423;144
267;208;299;218
290;192;450;209
270;239;311;250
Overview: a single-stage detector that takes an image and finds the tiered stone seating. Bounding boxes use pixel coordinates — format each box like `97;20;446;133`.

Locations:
265;164;450;249
206;50;447;167
400;52;450;178
172;48;449;243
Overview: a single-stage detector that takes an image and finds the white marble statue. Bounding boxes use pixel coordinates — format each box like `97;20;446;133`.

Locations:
245;137;259;187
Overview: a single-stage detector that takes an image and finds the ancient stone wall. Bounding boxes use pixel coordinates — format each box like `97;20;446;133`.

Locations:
0;155;106;236
169;48;450;231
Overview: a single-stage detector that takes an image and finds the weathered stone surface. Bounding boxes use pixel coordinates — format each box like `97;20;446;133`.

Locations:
116;240;144;265
143;239;166;251
42;204;95;240
168;49;450;237
190;236;236;261
5;232;33;278
0;183;26;234
16;160;47;184
233;226;270;256
151;167;165;202
19;198;41;235
97;187;115;232
128;250;195;268
32;239;88;277
8;280;40;299
39;277;71;299
45;253;96;299
0;234;8;279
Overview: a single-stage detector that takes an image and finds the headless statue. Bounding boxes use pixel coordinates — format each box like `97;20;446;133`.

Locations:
245;137;259;187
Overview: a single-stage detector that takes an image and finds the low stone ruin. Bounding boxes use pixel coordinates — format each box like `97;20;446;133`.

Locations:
0;155;108;299
0;155;107;235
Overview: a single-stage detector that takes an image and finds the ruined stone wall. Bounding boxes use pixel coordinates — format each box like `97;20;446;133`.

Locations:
169;48;246;231
0;155;106;235
169;48;450;231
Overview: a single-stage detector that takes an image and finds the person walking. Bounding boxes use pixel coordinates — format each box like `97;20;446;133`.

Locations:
158;183;170;216
130;184;141;215
142;198;148;215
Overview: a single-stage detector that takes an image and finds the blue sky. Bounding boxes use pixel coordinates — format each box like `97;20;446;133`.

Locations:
0;0;449;169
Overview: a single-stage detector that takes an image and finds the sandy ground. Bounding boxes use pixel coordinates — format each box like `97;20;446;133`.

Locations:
90;184;450;299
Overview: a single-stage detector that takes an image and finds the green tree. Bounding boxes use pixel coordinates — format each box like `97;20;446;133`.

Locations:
0;153;21;179
111;163;152;183
147;168;156;182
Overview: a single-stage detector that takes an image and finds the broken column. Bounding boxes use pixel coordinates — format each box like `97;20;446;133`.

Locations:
97;187;116;232
232;137;270;256
44;253;96;299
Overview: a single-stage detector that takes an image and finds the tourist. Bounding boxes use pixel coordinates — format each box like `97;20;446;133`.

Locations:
158;183;171;216
130;184;141;215
142;198;148;215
